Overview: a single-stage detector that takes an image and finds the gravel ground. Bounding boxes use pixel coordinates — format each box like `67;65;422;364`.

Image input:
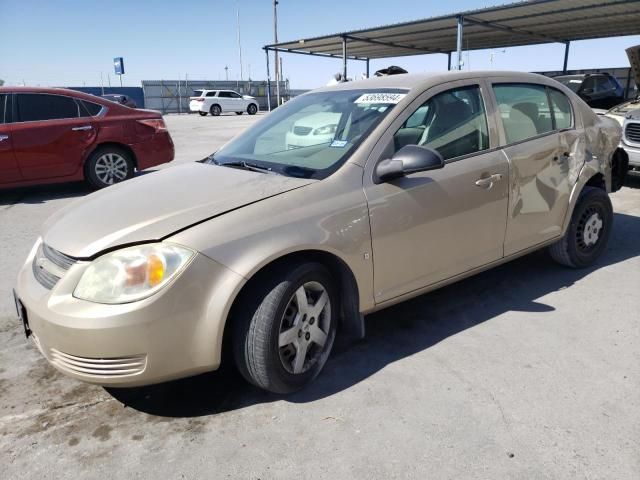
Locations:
1;114;639;479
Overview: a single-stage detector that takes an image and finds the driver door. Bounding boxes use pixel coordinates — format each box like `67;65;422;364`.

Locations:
363;80;509;304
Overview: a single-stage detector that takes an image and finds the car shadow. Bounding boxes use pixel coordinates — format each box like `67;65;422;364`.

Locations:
0;171;161;206
0;182;90;206
623;170;640;189
107;211;640;418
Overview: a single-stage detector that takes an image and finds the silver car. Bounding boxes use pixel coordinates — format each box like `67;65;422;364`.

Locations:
15;71;622;394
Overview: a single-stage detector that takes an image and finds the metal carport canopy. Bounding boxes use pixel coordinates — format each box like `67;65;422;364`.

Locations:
265;0;640;68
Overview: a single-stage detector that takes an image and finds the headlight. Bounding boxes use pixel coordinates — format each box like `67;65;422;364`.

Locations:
74;243;195;304
313;124;337;135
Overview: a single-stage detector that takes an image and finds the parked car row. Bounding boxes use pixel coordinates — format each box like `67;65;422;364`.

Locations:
14;71;626;395
0;87;174;190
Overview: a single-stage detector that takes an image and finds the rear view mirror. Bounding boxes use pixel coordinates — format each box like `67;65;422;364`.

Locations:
375;145;445;183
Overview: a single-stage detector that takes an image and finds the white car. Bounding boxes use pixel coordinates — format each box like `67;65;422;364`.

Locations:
285;112;341;149
189;89;259;117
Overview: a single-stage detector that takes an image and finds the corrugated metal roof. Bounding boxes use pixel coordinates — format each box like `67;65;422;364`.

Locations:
266;0;640;60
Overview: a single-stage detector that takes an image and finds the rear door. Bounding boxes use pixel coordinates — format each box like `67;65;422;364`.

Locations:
217;91;233;112
491;82;573;256
0;93;22;184
12;93;97;181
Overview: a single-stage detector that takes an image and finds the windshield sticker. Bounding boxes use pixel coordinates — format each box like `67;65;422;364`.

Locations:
330;140;348;148
354;93;406;104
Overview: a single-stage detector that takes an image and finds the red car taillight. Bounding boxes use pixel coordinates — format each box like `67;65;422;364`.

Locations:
194;98;205;102
137;118;167;132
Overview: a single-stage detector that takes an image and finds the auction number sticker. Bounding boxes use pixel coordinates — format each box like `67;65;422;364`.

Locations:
354;93;406;104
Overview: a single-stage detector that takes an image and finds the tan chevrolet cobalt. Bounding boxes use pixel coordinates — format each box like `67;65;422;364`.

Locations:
15;72;625;394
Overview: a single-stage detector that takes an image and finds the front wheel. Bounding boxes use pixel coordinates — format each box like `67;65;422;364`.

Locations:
247;103;257;115
85;147;134;189
548;186;613;268
233;263;337;394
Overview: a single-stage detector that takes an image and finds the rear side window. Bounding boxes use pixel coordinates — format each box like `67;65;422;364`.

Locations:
0;94;6;124
80;100;103;116
206;91;217;97
493;84;553;144
16;94;80;122
193;90;203;97
393;85;489;160
548;89;573;130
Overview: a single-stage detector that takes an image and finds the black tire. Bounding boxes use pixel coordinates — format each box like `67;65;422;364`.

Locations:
235;111;243;115
198;111;207;117
247;103;257;115
85;146;134;189
233;262;338;394
549;186;613;268
210;104;221;116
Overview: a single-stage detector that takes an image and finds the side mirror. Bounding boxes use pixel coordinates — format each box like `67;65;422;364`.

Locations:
375;145;445;183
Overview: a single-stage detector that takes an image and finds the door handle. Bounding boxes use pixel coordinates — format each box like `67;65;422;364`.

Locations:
475;173;503;189
71;125;93;131
0;134;9;142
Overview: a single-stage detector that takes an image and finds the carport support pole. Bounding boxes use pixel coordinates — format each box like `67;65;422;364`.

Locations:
265;48;272;112
342;36;348;80
447;52;452;71
456;15;464;70
562;41;570;74
366;58;370;78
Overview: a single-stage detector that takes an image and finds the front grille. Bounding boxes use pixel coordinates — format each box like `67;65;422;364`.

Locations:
32;243;77;289
293;126;313;136
50;349;147;377
625;122;640;144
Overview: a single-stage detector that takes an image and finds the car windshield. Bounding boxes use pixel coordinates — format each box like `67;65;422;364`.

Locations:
554;77;583;93
207;89;406;179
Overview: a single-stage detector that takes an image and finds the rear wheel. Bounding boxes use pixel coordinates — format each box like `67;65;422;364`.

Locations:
549;186;613;268
247;103;257;115
233;262;337;394
85;146;134;189
210;104;221;116
198;111;207;117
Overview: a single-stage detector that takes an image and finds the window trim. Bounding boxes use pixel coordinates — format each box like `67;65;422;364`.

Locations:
545;86;575;132
0;94;6;124
490;81;575;148
12;92;85;124
79;99;107;118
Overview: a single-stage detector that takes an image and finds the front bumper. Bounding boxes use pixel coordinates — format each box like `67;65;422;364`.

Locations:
15;241;245;387
620;141;640;167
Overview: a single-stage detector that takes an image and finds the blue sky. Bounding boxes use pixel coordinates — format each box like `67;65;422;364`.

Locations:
1;0;639;89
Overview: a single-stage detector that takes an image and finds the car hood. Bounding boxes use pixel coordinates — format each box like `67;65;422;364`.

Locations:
43;162;314;258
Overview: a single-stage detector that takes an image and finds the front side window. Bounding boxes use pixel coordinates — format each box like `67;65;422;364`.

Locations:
217;91;231;98
209;89;403;179
16;94;80;122
393;85;489;160
548;88;573;130
229;92;242;98
493;84;553;144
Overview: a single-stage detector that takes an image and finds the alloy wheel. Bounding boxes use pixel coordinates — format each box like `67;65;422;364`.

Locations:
94;153;128;185
278;281;331;374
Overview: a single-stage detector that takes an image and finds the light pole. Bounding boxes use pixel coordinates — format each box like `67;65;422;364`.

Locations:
273;0;280;106
237;3;243;80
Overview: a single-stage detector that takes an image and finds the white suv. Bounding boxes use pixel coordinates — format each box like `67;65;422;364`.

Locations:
189;89;259;117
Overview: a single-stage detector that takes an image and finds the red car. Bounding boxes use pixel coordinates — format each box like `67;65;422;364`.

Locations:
0;87;174;189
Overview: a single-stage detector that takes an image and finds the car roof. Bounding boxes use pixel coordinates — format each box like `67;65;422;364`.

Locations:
0;86;114;104
312;70;559;94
